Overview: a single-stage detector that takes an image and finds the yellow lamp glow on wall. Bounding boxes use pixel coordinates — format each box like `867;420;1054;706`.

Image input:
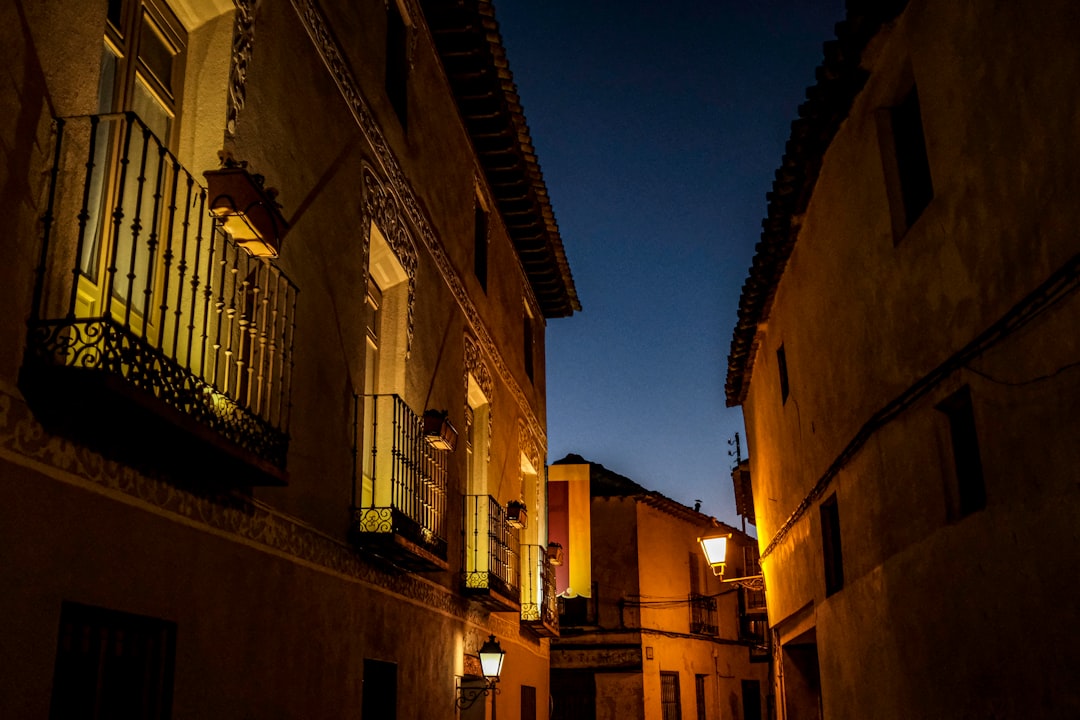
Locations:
698;534;730;576
204;165;289;258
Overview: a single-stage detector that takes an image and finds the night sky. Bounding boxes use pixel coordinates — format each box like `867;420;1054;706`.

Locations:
495;1;846;526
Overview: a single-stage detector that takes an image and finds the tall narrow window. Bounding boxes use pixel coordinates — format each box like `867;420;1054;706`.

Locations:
742;679;763;720
385;0;408;125
50;601;177;720
660;672;681;720
523;304;535;382
891;84;933;228
821;493;843;596
362;659;397;720
776;344;789;404
360;223;409;514
474;192;489;291
79;0;186;323
695;674;707;720
936;386;987;519
880;80;933;241
521;685;537;720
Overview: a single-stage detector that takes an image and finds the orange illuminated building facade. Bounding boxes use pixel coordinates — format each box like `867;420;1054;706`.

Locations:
725;1;1080;718
0;0;577;717
548;455;770;720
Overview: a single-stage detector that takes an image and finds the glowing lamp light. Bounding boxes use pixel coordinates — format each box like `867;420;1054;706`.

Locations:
423;410;458;452
478;635;505;681
698;534;731;577
204;166;288;258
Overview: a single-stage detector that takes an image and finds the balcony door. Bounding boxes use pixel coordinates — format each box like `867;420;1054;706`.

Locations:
77;0;186;336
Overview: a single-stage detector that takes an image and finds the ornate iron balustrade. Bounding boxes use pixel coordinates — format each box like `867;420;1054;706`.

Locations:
689;594;719;636
23;113;298;481
351;394;448;566
463;494;520;605
521;544;559;636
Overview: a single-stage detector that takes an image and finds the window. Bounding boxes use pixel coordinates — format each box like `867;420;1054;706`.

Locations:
521;685;537;720
891;84;933;228
880;81;933;241
362;659;397;720
466;376;491;497
523;304;535;382
741;679;763;720
695;674;707;720
776;344;789;404
360;223;409;509
937;386;987;519
474;192;489;291
79;0;187;323
385;0;408;125
821;493;843;596
50;601;176;720
660;672;681;720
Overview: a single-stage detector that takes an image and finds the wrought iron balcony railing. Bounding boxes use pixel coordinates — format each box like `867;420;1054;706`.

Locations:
689;594;719;636
351;394;448;570
22;113;298;485
463;495;520;608
521;544;559;636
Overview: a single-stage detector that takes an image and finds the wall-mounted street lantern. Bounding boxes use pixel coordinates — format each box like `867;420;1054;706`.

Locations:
456;635;505;716
204;163;289;258
423;410;458;452
698;533;765;591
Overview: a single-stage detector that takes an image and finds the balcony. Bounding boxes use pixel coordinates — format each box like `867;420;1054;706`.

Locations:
462;495;520;610
689;594;718;636
521;544;559;637
350;394;448;572
21;113;298;487
739;588;770;663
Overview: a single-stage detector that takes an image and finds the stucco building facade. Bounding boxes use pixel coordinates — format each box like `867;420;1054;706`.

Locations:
725;1;1080;718
548;456;769;720
1;0;575;717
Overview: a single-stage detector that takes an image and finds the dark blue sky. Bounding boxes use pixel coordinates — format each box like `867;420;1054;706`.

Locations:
495;1;846;525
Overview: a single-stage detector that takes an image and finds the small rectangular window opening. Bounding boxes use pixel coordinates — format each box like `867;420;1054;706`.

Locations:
777;344;789;404
50;601;177;720
362;659;398;720
936;386;987;519
885;82;933;239
821;493;843;596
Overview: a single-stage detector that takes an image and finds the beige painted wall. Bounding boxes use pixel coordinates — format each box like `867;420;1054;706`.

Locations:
0;0;562;717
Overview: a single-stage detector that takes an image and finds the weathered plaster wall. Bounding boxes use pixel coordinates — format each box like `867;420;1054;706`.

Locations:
742;1;1080;717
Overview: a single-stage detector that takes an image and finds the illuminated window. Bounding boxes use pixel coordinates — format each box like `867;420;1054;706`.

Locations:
360;223;409;508
776;344;789;404
79;0;187;322
821;493;843;596
50;601;176;719
660;672;681;720
879;80;933;241
936;386;986;519
385;0;409;126
466;376;491;497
